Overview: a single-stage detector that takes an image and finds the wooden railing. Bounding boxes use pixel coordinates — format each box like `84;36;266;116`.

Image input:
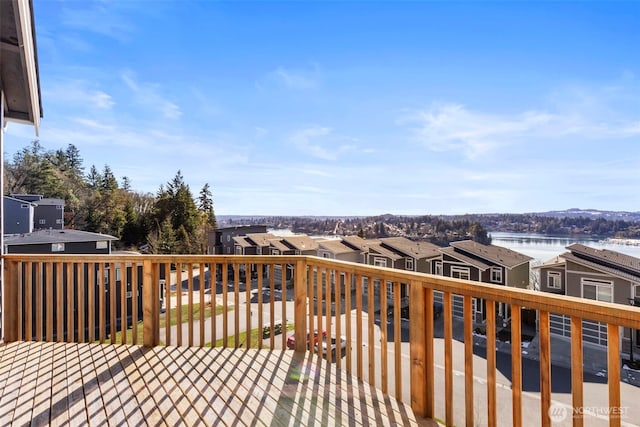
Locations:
3;254;640;427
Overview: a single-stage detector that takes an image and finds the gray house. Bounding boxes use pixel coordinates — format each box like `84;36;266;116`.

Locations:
3;196;36;234
4;195;65;233
538;244;640;357
437;240;533;323
210;225;268;254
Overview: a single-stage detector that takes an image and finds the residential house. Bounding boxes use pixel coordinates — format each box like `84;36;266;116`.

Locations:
209;225;267;254
317;239;361;263
3;196;36;234
437;240;533;323
379;237;441;274
538;243;640;357
10;194;64;230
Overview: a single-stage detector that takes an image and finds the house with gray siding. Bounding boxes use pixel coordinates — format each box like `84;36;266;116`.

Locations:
3;196;36;234
538;244;640;358
436;240;533;324
10;194;64;230
210;225;268;254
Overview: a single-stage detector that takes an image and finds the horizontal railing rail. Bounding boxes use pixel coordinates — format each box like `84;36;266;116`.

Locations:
3;254;640;427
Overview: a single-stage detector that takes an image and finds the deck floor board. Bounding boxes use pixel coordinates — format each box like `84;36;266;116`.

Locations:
0;342;427;426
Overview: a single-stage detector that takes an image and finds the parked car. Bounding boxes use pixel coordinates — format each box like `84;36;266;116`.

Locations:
314;336;347;360
286;330;326;350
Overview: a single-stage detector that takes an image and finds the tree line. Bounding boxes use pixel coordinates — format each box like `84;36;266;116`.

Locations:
4;141;217;253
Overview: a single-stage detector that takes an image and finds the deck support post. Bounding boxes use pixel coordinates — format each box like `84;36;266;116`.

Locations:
294;259;308;352
143;259;158;346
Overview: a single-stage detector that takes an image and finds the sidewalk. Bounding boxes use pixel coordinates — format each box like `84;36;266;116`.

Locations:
445;317;640;387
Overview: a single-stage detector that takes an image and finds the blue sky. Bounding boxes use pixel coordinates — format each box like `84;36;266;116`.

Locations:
5;1;640;216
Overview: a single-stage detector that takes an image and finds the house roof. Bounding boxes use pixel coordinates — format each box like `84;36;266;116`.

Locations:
342;235;372;251
561;251;640;284
1;0;42;132
33;198;64;206
449;240;533;268
566;243;640;275
232;236;253;248
268;239;289;252
367;243;404;261
245;233;279;247
282;235;318;251
440;246;494;271
4;229;117;245
380;237;441;259
3;195;36;206
317;239;357;255
534;256;566;269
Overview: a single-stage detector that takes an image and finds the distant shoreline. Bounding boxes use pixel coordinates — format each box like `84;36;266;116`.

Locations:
603;238;640;246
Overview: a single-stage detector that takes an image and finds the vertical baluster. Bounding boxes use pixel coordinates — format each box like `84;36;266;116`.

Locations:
380;279;388;394
46;262;53;341
120;262;127;345
131;262;138;345
35;261;42;341
56;262;64;343
335;269;342;368
87;262;95;343
176;262;182;347
368;276;375;386
282;263;287;350
109;262;116;344
345;271;352;373
444;292;454;426
539;311;551;427
67;263;74;342
164;262;171;346
308;265;315;356
188;263;193;347
511;304;522;427
607;324;621;427
486;300;497;427
464;295;474;427
210;263;217;348
234;263;240;349
355;273;363;380
394;281;402;400
199;263;205;348
98;263;105;343
257;263;263;350
25;262;32;341
571;317;584;427
246;263;252;349
325;268;332;364
78;263;85;343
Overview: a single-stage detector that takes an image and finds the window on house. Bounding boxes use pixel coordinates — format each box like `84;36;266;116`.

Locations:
548;271;562;289
39;219;46;225
472;298;483;315
406;258;414;271
272;249;280;255
96;241;108;250
56;219;63;225
373;257;387;267
21;204;29;208
435;261;443;275
51;243;65;252
56;205;63;210
451;266;470;280
490;267;502;283
581;278;613;303
227;235;231;242
386;281;394;300
257;247;262;255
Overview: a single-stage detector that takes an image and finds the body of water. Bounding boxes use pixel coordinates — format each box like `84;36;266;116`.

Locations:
490;231;640;263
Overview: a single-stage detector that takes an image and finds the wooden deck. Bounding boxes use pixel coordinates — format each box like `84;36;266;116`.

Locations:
0;342;429;426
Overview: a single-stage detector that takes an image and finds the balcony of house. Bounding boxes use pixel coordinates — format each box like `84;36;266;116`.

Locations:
1;254;639;426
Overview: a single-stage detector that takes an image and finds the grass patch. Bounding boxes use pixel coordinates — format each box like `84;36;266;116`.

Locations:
110;302;230;344
205;323;295;349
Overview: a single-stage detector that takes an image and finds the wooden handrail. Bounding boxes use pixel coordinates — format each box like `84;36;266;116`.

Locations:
3;253;640;426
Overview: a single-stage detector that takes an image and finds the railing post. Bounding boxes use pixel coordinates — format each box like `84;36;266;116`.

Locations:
410;279;430;418
143;259;158;347
3;259;18;342
293;259;308;352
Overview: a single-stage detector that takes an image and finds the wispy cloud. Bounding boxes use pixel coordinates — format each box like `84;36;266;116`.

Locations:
60;5;135;43
44;80;115;110
288;126;356;161
121;71;182;120
258;64;321;91
401;91;640;159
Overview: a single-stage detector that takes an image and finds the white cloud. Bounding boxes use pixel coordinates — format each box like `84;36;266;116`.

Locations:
44;80;115;110
288;126;357;161
121;71;182;120
60;5;134;43
260;64;321;91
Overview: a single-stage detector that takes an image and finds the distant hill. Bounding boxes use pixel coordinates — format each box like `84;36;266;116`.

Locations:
529;209;640;222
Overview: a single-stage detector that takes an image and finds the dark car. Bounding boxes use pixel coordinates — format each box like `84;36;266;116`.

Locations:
286;330;326;350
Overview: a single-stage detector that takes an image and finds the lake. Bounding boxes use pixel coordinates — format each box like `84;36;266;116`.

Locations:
490;231;640;263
